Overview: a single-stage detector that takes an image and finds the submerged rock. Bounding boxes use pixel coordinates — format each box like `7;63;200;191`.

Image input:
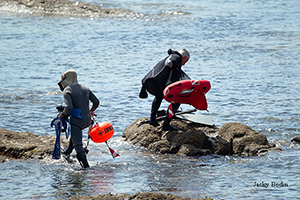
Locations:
0;128;68;161
291;136;300;144
123;118;281;157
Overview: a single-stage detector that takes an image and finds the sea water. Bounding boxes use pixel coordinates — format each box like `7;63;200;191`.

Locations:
0;0;299;199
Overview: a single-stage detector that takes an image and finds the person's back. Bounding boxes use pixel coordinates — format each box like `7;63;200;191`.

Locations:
64;83;92;129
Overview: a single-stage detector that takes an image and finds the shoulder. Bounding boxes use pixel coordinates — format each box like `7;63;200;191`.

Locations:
165;56;173;68
165;54;181;68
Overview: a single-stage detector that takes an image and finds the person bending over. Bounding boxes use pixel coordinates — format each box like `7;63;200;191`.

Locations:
139;49;190;131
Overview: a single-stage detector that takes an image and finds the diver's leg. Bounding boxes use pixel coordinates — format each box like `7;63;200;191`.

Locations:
149;95;163;125
62;140;73;160
64;140;73;154
71;125;89;168
162;103;180;131
144;79;164;126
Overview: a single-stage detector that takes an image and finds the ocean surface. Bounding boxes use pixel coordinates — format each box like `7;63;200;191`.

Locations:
0;0;300;199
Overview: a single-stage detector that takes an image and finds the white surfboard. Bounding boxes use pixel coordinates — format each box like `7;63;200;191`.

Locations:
176;113;214;126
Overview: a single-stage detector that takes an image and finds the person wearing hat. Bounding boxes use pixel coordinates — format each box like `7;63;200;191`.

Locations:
139;49;190;131
58;69;99;168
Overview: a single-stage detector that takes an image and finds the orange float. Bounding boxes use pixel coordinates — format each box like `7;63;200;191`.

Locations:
88;122;114;143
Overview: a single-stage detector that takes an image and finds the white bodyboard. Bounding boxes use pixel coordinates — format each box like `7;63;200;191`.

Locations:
176;113;214;126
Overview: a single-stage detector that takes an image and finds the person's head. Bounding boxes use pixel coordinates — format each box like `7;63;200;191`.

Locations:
58;69;78;91
178;49;190;66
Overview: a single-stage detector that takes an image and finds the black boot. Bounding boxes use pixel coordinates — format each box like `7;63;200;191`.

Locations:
162;119;178;131
163;124;178;131
76;152;90;168
149;111;159;126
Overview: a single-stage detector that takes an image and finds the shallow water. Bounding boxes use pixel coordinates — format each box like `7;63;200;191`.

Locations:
0;0;300;199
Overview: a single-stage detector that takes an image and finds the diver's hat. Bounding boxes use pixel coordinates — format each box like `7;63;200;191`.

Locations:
178;49;190;65
58;69;78;91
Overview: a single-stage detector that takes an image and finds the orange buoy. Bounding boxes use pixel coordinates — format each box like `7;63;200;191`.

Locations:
88;122;114;143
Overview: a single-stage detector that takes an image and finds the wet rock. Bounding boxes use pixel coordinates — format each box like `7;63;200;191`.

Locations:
217;122;280;156
0;155;6;163
123;118;225;156
62;192;210;200
0;128;68;161
0;0;136;18
123;119;281;157
291;136;300;144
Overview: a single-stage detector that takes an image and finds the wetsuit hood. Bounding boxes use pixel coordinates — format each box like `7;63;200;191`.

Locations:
58;69;78;91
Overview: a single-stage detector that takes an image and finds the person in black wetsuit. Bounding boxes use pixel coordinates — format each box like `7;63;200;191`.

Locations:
58;69;99;168
139;49;190;131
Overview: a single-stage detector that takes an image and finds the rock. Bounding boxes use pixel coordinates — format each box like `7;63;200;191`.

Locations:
0;0;136;18
291;136;300;144
217;122;281;156
0;155;6;163
61;192;210;200
123;119;281;157
0;128;68;161
123;118;228;156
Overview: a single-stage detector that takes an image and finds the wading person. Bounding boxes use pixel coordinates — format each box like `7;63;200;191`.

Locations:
58;69;99;168
139;49;190;131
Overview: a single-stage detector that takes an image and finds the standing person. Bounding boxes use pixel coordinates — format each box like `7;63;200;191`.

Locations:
58;69;99;168
139;49;190;131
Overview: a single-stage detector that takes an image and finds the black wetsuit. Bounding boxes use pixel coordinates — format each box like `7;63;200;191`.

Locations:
140;49;190;129
62;83;99;168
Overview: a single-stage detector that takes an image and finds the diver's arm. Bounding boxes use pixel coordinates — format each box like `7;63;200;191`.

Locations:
61;93;73;117
89;90;99;112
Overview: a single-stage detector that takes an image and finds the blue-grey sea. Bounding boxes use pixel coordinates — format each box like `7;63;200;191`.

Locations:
0;0;299;199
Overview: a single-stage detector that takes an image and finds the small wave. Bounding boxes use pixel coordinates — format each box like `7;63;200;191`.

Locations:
263;128;278;133
161;10;190;16
0;93;24;100
45;91;61;95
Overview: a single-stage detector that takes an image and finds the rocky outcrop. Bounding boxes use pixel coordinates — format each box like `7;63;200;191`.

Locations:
123;119;281;157
0;0;136;18
0;128;68;161
61;192;209;200
0;118;282;162
217;122;281;156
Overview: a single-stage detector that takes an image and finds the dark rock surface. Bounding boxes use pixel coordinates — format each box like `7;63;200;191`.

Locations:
123;118;281;157
291;135;300;144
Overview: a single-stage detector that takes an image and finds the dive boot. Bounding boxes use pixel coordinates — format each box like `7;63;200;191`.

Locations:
76;152;90;168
